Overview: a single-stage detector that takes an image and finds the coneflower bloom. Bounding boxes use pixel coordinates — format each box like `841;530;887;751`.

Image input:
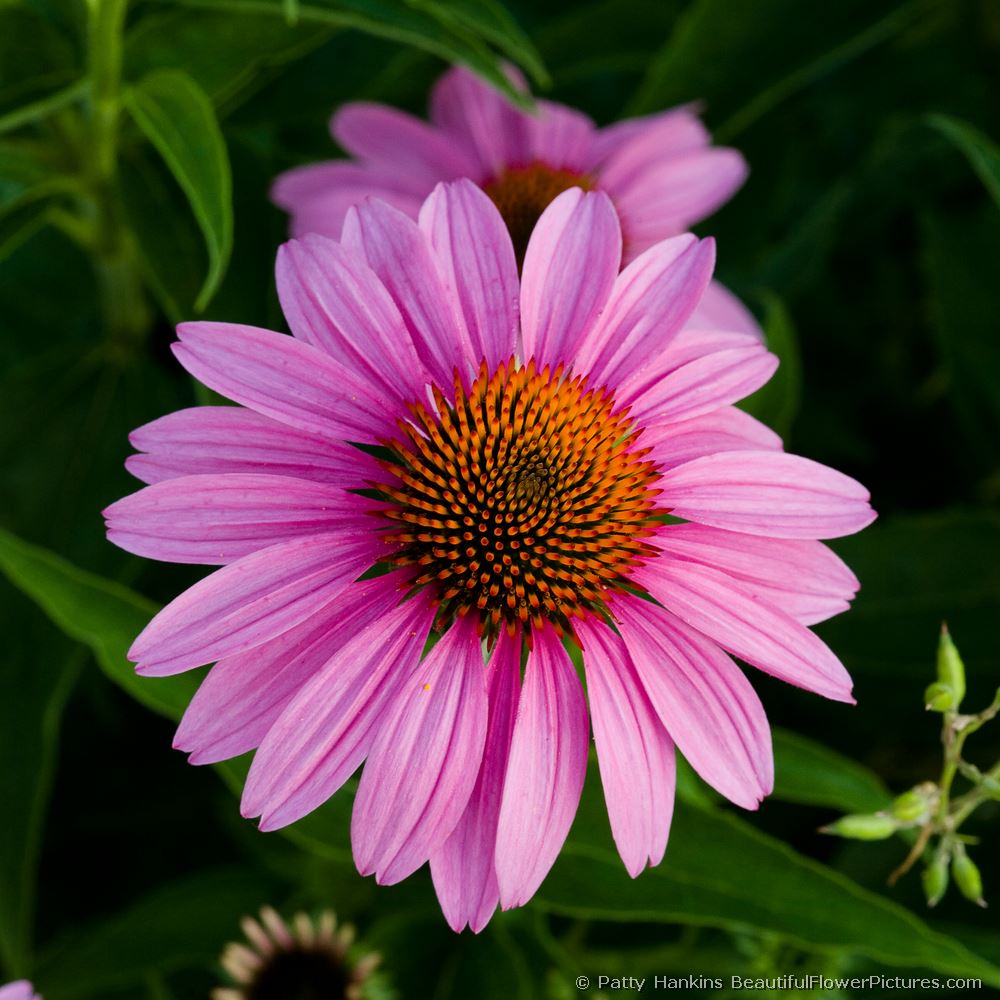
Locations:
0;983;41;1000
106;181;874;931
271;65;757;335
214;906;382;1000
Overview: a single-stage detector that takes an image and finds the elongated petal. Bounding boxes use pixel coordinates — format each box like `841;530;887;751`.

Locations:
613;596;773;809
658;451;876;539
643;407;782;469
653;523;859;626
174;572;407;764
419;180;519;370
520;188;621;367
242;595;436;828
634;557;855;702
574;235;714;387
430;628;521;932
496;629;588;909
126;407;375;486
173;323;394;442
341;200;473;384
686;280;763;339
332;102;478;184
129;531;380;676
429;65;529;178
105;473;363;565
352;614;488;884
590;107;711;174
524;101;594;172
276;234;430;400
577;618;676;876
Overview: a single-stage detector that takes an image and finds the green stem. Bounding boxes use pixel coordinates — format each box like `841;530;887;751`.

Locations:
951;760;1000;828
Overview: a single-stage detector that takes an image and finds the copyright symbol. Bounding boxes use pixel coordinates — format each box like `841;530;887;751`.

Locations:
576;976;590;990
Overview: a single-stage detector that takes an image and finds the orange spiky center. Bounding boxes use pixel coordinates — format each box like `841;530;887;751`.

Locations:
483;163;594;265
371;357;664;639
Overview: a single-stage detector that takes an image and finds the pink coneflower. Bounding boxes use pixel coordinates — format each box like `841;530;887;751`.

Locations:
0;982;41;1000
106;181;874;931
271;65;757;336
214;906;382;1000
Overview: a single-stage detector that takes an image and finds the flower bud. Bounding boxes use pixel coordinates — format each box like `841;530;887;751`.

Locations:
952;849;986;907
891;789;930;823
936;624;966;708
924;681;955;712
922;855;949;907
820;813;897;840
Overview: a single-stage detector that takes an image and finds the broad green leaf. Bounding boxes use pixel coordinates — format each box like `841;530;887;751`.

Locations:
33;868;274;999
0;526;196;721
123;70;232;310
627;0;920;135
0;584;80;978
771;727;890;814
123;8;331;110
738;293;801;438
822;511;1000;681
921;207;1000;467
173;0;533;107
927;113;1000;212
537;777;1000;985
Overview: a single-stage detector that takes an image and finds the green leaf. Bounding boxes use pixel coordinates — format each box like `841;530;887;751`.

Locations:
123;69;233;311
627;0;920;137
927;113;1000;212
771;727;890;814
33;868;274;999
737;293;801;437
0;6;78;118
0;584;81;978
172;0;534;108
0;526;197;721
537;778;1000;985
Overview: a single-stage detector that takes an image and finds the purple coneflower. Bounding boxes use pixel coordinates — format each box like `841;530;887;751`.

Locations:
106;181;874;931
0;982;40;1000
272;65;757;336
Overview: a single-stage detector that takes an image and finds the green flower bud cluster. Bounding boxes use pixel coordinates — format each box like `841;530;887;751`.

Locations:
925;624;966;712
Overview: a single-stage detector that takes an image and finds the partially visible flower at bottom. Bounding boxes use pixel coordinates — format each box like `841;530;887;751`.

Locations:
0;982;41;1000
214;907;384;1000
106;180;876;932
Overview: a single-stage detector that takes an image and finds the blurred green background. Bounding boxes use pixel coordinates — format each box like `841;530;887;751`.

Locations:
1;0;1000;996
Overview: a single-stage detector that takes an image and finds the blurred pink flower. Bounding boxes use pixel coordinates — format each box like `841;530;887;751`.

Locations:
0;982;41;1000
107;182;874;931
272;65;758;337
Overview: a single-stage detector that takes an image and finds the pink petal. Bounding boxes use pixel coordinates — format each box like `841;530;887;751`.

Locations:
520;188;621;367
653;523;859;626
634;556;855;702
429;65;529;179
573;235;715;388
341;199;472;385
524;100;595;172
352;614;488;884
642;407;783;469
658;451;876;539
105;473;364;565
276;233;431;400
241;594;436;829
622;341;778;428
495;628;588;909
332;102;478;186
613;147;749;243
686;279;763;339
128;531;381;676
612;595;773;809
430;628;521;933
126;407;375;487
596;110;715;190
172;323;395;443
576;618;676;876
418;180;519;370
174;572;407;764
